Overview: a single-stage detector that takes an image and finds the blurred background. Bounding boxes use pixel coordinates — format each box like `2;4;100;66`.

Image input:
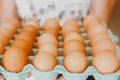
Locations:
110;0;120;42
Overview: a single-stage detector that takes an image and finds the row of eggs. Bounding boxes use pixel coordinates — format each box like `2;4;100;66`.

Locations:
0;15;120;75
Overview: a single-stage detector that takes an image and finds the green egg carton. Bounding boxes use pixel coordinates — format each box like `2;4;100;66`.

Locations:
0;24;120;80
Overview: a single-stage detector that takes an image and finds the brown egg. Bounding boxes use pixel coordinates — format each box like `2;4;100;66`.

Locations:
64;19;80;28
11;39;32;56
3;24;17;34
91;39;116;56
22;29;36;38
25;20;39;31
0;27;14;39
63;52;88;73
87;24;108;40
2;47;29;73
3;20;20;33
21;30;35;39
0;33;9;46
7;19;20;29
15;37;34;47
92;50;120;74
62;40;85;57
44;30;59;38
89;33;110;46
83;14;101;30
62;24;80;39
63;32;84;45
0;42;5;54
16;31;35;45
38;43;58;57
23;25;39;36
0;27;14;35
43;18;60;37
37;33;59;48
32;52;57;72
15;36;34;49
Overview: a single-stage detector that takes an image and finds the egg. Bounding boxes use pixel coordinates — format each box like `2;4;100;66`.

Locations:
92;50;120;74
87;24;108;40
7;19;20;29
85;21;103;33
91;39;116;56
62;40;85;57
63;32;84;45
23;25;39;36
32;52;57;72
3;20;20;33
16;31;35;46
15;36;34;49
62;24;80;39
83;14;101;30
25;20;39;31
0;33;9;46
89;33;110;46
2;47;29;73
64;19;80;27
43;18;61;37
3;23;17;34
63;51;88;73
0;27;14;35
11;39;32;56
45;30;59;38
21;30;35;39
22;29;36;38
0;42;5;54
37;33;59;48
0;27;14;39
38;43;58;57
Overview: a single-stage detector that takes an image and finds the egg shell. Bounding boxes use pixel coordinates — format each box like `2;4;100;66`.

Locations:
2;23;17;34
11;39;32;56
43;18;61;31
2;47;29;73
38;43;58;57
23;25;39;36
43;29;59;38
16;31;35;46
7;19;20;29
62;24;81;39
0;42;5;54
22;29;36;38
63;51;88;73
0;27;14;39
83;14;101;30
0;33;9;46
63;32;84;45
37;33;59;48
0;27;15;35
25;20;40;31
89;33;110;46
64;19;80;28
32;52;57;72
91;39;116;56
3;20;20;33
92;50;120;74
87;24;108;40
20;30;35;39
62;40;86;57
15;36;34;46
43;18;61;38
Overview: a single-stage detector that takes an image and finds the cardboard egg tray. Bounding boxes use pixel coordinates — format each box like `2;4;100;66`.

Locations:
0;24;120;80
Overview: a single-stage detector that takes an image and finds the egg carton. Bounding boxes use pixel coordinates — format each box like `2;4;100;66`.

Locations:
0;25;120;80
